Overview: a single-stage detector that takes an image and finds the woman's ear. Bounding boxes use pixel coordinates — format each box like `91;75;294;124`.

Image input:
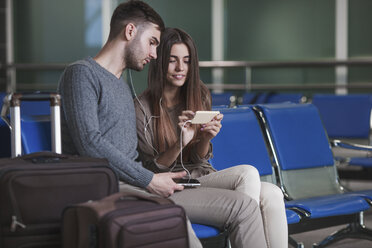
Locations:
124;23;137;41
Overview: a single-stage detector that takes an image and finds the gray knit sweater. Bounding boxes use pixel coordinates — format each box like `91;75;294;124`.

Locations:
57;57;154;188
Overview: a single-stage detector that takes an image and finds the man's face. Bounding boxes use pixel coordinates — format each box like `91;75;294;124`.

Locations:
125;23;160;71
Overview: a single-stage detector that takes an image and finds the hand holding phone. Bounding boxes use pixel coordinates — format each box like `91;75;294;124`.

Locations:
191;111;220;124
173;178;201;187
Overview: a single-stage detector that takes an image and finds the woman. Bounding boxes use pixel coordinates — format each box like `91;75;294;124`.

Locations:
134;27;288;248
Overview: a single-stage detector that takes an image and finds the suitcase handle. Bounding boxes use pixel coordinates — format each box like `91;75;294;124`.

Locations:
1;92;61;128
1;92;62;157
8;92;61;106
113;191;173;206
19;151;68;163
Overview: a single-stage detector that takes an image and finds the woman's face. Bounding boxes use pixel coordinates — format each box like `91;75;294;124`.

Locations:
166;43;190;88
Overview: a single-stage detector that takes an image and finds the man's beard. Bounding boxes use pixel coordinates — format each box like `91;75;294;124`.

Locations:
124;39;144;72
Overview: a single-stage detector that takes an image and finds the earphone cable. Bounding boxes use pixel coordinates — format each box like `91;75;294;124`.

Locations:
179;120;192;180
128;69;159;154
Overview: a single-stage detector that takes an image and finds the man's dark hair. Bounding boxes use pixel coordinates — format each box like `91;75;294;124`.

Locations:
108;0;165;40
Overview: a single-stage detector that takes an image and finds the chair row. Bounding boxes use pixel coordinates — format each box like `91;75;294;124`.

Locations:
0;92;303;247
2;92;372;247
211;92;306;107
212;92;372;181
210;103;372;248
311;94;372;181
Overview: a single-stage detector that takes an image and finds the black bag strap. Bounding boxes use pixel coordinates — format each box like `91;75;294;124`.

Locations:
18;152;68;163
117;191;174;205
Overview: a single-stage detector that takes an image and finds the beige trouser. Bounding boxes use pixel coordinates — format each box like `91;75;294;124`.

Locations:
120;167;268;248
197;165;288;248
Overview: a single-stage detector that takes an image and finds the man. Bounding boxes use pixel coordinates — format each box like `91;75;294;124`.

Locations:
58;1;267;247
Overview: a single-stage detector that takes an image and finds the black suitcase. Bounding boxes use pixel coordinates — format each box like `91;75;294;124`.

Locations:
0;92;119;247
62;191;189;248
0;152;118;248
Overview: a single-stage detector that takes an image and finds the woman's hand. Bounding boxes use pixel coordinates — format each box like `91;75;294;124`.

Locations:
178;110;196;147
199;113;223;141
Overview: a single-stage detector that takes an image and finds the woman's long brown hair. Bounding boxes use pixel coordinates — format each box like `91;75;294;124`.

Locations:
144;27;211;157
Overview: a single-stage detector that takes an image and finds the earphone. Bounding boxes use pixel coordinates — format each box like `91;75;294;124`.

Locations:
128;69;160;155
128;69;191;178
179;120;192;179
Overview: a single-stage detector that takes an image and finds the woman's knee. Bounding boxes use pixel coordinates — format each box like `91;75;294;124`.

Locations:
234;164;260;180
232;192;261;218
260;182;284;202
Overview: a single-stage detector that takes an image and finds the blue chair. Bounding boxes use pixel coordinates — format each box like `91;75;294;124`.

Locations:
255;103;372;247
242;92;305;105
209;107;276;183
312;94;372;179
192;224;228;248
241;92;268;104
312;94;372;140
21;100;51;116
211;92;235;107
266;93;305;104
20;98;52;154
21;115;52;154
208;107;303;248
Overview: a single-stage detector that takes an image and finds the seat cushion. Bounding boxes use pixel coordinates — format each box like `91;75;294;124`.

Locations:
285;194;370;219
286;209;301;224
349;157;372;167
346;190;372;201
191;223;221;238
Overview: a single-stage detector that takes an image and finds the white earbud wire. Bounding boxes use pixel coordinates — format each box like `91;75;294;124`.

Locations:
128;69;159;155
128;70;191;179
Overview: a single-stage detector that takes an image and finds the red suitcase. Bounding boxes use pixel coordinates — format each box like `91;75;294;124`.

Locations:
62;191;189;248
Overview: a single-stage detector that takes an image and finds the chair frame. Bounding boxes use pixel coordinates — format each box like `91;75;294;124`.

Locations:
253;103;372;248
312;94;372;180
210;107;304;248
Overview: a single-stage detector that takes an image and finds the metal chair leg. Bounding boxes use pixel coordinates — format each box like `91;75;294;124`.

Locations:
289;236;304;248
313;222;372;248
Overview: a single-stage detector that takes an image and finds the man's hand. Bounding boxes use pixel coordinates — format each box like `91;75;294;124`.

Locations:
146;171;187;197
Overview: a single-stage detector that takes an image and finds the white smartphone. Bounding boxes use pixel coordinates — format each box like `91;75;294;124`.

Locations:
190;111;220;124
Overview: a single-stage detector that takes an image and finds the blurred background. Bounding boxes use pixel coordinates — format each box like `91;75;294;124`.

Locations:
1;0;372;97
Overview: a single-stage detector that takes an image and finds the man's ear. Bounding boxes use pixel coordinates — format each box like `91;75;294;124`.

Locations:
124;23;137;41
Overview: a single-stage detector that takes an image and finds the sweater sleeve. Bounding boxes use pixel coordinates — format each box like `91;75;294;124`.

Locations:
59;64;154;188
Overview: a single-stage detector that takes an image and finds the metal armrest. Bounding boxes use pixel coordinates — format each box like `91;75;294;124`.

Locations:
331;140;372;159
331;139;372;152
286;206;310;218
